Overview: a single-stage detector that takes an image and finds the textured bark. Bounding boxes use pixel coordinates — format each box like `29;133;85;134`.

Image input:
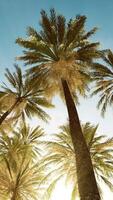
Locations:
11;185;18;200
0;98;21;125
62;79;100;200
11;193;16;200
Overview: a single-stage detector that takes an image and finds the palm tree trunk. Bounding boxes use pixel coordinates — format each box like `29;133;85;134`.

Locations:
0;98;21;125
61;79;100;200
11;193;16;200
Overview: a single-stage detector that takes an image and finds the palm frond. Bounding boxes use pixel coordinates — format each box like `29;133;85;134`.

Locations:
16;8;101;101
41;122;113;199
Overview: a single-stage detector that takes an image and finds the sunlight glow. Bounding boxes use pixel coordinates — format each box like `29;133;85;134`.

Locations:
30;96;113;200
50;179;74;200
50;180;112;200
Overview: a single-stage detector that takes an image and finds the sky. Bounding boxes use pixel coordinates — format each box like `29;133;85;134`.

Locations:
0;0;113;135
0;0;113;199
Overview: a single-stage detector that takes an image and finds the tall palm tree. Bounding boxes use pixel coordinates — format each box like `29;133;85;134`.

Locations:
39;122;113;200
92;50;113;116
16;9;102;199
0;121;45;200
0;65;53;126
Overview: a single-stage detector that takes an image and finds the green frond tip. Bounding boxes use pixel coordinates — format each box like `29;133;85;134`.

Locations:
27;26;42;41
82;27;98;40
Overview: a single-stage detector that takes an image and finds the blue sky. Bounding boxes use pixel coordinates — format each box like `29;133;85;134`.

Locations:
0;0;113;137
0;0;113;74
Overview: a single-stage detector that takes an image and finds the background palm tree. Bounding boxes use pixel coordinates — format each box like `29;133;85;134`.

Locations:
0;121;45;200
16;9;102;199
39;122;113;200
0;65;53;126
92;50;113;116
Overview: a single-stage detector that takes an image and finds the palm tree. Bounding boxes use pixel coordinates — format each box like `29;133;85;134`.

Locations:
16;9;102;199
39;122;113;200
0;121;45;200
0;65;53;126
92;50;113;116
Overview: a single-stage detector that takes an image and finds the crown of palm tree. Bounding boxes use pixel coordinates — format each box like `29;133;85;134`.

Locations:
0;121;45;200
92;50;113;115
39;122;113;199
16;8;101;100
0;120;45;161
0;65;53;122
